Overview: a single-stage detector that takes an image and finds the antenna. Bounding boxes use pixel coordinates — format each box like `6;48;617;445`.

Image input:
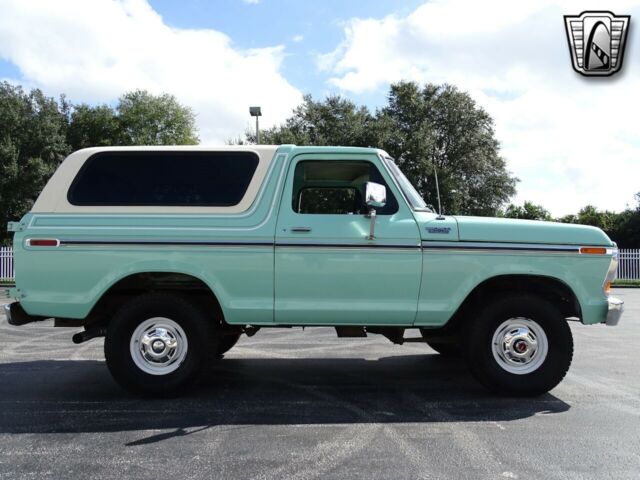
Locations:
433;164;444;219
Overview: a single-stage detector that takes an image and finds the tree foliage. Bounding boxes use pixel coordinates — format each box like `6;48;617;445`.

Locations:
68;90;198;150
252;82;518;216
558;198;640;248
502;201;552;221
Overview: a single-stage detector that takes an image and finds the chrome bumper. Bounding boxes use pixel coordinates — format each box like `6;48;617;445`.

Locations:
606;297;624;326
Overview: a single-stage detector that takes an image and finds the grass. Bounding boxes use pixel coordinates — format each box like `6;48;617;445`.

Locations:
613;279;640;287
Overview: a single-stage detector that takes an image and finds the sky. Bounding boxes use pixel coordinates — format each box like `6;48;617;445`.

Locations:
0;0;639;216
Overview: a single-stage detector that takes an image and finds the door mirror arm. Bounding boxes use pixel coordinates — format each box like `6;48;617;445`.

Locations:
367;208;377;240
364;182;386;240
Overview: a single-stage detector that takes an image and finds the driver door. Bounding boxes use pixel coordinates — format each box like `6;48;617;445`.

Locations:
274;153;422;325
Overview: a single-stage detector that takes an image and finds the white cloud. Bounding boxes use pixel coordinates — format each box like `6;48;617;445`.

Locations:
320;0;640;215
0;0;301;142
242;0;260;4
292;34;304;43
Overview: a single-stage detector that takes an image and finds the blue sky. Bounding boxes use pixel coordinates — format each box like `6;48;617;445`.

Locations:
0;0;639;215
147;0;423;106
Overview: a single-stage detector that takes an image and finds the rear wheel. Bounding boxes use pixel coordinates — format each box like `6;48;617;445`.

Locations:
463;294;573;396
104;293;217;395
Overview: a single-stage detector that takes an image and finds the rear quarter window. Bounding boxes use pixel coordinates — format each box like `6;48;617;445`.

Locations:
67;151;259;206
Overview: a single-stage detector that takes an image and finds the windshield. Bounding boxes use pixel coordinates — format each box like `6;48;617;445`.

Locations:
382;156;431;211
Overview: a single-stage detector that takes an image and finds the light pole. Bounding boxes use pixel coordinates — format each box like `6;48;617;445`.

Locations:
249;106;262;144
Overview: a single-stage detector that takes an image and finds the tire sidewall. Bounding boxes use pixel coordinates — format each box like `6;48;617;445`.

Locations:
105;294;215;395
465;295;573;396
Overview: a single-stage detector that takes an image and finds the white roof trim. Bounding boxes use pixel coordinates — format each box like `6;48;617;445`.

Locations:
31;146;279;214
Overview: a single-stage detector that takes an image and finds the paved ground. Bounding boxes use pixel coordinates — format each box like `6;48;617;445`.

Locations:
0;289;638;480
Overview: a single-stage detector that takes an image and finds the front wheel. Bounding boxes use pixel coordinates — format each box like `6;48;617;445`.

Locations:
463;294;573;396
104;293;217;395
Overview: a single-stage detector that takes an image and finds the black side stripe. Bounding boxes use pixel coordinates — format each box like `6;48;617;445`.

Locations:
422;243;580;253
58;240;419;249
275;243;420;249
57;240;586;253
60;240;273;247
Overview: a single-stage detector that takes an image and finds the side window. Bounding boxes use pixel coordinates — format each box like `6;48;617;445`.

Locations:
68;151;259;206
292;160;398;215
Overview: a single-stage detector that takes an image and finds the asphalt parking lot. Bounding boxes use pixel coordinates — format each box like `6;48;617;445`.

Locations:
0;289;638;480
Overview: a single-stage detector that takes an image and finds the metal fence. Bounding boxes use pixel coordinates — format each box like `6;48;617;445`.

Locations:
0;247;14;281
0;247;639;281
619;249;640;280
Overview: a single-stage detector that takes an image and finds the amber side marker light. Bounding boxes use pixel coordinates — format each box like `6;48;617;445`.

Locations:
604;281;612;294
580;247;607;255
27;239;60;247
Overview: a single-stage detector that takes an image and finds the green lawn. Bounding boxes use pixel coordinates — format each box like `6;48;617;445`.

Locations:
613;279;640;287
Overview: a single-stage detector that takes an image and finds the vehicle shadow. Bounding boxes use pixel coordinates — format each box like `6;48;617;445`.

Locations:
0;355;570;441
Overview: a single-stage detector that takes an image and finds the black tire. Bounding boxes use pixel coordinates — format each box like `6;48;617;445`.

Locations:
425;339;459;357
104;293;217;395
463;294;573;397
217;332;242;356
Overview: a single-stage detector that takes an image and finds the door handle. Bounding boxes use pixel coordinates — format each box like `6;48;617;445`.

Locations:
290;226;312;233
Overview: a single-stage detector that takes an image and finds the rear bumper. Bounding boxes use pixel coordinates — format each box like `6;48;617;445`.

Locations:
606;297;624;326
3;302;46;326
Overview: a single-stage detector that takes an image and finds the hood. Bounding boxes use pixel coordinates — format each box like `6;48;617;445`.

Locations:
454;216;613;246
413;212;613;246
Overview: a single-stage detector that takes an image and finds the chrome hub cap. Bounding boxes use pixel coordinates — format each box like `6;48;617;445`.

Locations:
130;318;188;375
491;318;548;375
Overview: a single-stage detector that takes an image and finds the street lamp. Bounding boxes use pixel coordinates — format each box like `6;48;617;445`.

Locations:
249;106;262;144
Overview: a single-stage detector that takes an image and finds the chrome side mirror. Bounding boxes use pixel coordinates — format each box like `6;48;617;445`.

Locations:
365;182;386;240
365;182;387;209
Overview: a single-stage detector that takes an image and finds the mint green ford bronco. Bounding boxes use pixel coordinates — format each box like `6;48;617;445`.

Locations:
5;145;623;396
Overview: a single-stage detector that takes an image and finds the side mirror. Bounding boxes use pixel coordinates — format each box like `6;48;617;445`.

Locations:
365;182;386;208
364;182;386;240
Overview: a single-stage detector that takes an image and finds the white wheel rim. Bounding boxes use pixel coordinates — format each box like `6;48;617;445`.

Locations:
130;317;188;376
491;317;548;375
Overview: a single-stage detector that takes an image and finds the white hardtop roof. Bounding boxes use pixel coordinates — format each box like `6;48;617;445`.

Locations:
32;145;280;214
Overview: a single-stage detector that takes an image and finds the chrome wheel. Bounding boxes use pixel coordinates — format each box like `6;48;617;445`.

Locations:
491;317;548;375
130;317;188;376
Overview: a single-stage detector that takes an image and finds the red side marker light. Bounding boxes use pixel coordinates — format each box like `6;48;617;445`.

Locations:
28;239;59;247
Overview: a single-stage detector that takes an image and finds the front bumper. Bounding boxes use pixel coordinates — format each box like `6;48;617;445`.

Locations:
606;297;624;326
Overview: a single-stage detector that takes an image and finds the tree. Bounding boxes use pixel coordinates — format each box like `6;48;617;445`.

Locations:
377;82;517;216
67;104;119;150
254;94;376;146
248;82;518;215
0;82;70;243
116;90;198;145
67;90;198;150
557;198;640;248
503;201;551;221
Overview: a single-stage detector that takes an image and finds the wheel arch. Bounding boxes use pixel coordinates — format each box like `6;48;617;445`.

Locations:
448;274;582;329
83;270;226;328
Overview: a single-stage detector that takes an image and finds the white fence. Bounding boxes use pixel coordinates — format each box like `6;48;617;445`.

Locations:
619;249;640;280
0;247;13;281
0;247;639;281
